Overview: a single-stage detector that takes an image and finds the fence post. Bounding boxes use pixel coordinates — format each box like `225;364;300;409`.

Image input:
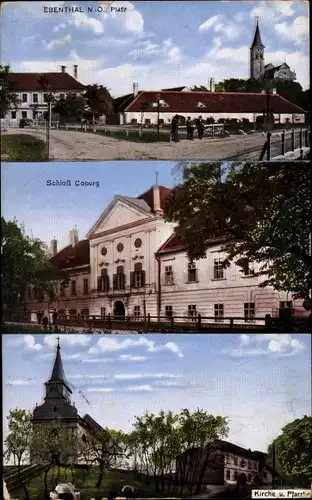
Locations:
291;128;295;151
65;124;68;130
197;313;202;331
266;132;271;160
281;130;285;155
170;315;174;329
230;318;234;330
299;129;303;149
108;313;111;329
147;313;151;326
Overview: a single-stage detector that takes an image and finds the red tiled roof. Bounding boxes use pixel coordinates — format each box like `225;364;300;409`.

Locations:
50;240;90;270
137;185;172;211
177;440;260;461
124;91;305;114
9;72;86;92
157;233;229;254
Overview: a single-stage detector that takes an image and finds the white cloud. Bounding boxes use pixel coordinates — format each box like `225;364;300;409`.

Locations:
111;1;144;34
23;335;42;351
69;374;107;380
199;15;220;32
119;354;148;361
275;16;309;46
88;336;183;358
69;11;104;34
130;38;181;62
226;334;305;358
114;373;181;381
85;387;114;393
250;1;296;22
199;14;243;41
81;357;115;363
127;385;153;392
43;334;91;348
5;379;31;386
44;34;72;51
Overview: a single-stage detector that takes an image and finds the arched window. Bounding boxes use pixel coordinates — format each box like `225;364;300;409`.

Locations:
53;406;57;413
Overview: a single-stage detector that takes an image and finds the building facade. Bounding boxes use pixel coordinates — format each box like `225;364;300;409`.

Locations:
250;20;296;82
24;184;307;324
4;65;85;125
175;441;273;487
32;339;102;464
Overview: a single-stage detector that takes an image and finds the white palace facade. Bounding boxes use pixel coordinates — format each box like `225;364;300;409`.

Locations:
24;184;307;324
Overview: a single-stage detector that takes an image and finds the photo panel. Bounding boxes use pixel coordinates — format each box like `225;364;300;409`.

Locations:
1;0;310;162
1;161;310;334
2;332;312;500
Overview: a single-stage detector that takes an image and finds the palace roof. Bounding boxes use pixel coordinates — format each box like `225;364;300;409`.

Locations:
9;72;86;91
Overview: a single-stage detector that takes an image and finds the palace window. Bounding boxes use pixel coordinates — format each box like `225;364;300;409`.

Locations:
234;471;238;479
244;302;255;322
81;308;89;319
22;111;27;119
113;266;125;290
22;94;27;103
248;460;252;469
242;261;255;276
187;262;197;282
11;111;16;119
165;305;173;317
134;306;141;317
102;269;110;292
100;307;106;318
214;303;224;322
280;301;292;309
131;262;145;289
83;278;89;294
233;457;238;465
70;280;76;295
32;93;38;103
214;259;224;280
188;305;197;320
164;265;174;285
226;470;231;480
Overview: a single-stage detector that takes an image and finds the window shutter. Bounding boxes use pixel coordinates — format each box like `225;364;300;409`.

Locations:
113;274;118;289
122;273;126;289
141;270;146;287
97;277;102;291
103;275;110;292
130;271;135;288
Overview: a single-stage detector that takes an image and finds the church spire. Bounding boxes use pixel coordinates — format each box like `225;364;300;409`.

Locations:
251;18;264;48
47;337;72;394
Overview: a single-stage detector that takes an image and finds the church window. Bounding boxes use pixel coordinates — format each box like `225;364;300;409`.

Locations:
131;262;145;289
113;266;125;290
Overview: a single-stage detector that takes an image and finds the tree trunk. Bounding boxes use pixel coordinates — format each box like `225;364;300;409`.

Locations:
96;462;105;488
44;463;52;499
56;463;61;485
17;461;30;500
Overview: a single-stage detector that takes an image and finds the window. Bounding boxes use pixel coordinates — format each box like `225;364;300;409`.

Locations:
131;262;145;289
248;460;252;470
233;457;238;466
214;303;224;321
70;280;76;295
214;259;224;279
22;111;27;119
187;262;197;282
11;111;16;119
58;309;65;317
100;307;106;318
97;276;102;292
134;306;141;317
280;301;292;309
53;406;57;413
247;474;252;482
101;246;107;256
22;94;27;103
226;470;231;480
165;265;173;285
244;302;255;322
145;118;151;125
101;269;110;292
117;242;124;252
113;266;125;290
188;305;197;320
134;238;142;248
83;278;89;294
33;93;38;103
81;308;89;319
234;471;238;480
241;459;246;467
165;305;173;317
69;309;77;317
242;261;255;276
43;93;48;102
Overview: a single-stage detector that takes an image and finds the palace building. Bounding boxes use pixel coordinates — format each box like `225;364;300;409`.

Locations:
24;183;307;325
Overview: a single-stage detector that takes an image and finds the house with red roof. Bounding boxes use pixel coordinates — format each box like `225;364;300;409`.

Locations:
24;184;307;323
5;65;86;125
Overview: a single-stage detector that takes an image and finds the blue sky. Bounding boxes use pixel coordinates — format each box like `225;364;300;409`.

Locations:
3;333;311;455
2;161;179;250
1;1;309;92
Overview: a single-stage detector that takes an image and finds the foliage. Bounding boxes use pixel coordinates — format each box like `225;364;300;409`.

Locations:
1;217;68;319
268;416;312;483
1;134;46;161
164;163;311;300
0;65;20;117
53;93;87;122
84;84;114;116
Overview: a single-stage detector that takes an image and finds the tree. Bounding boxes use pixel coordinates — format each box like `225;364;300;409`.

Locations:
164;163;311;300
1;217;68;320
268;416;312;486
0;65;20;117
5;409;34;500
53;93;87;122
84;84;114;118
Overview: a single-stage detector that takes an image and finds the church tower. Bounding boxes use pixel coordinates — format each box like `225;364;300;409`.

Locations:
32;338;79;427
250;19;265;80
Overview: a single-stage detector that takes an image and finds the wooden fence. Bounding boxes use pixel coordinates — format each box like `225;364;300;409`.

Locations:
259;128;310;160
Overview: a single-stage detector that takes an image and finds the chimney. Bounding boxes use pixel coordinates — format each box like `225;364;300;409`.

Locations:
61;65;66;73
153;185;163;216
209;78;215;92
73;64;78;80
69;227;79;247
50;238;58;256
133;81;139;97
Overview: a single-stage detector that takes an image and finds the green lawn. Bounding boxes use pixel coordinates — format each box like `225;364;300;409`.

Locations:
11;466;191;500
1;134;47;161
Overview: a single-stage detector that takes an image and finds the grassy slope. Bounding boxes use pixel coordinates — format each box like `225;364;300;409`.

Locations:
1;134;47;161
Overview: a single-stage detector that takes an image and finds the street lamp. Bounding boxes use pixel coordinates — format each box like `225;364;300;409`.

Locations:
38;75;54;160
156;93;161;141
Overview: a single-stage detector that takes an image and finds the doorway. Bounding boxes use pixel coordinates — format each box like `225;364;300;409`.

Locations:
114;300;125;317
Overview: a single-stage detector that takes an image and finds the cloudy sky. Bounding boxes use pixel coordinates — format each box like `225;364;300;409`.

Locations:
2;160;180;251
3;333;311;457
1;1;309;93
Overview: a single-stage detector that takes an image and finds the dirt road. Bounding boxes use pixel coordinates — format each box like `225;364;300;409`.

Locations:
2;127;272;161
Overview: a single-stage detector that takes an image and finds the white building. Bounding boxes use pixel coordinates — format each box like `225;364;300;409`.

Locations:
5;65;85;125
24;184;307;325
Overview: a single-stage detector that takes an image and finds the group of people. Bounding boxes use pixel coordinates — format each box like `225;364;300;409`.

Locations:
171;115;205;142
37;310;58;329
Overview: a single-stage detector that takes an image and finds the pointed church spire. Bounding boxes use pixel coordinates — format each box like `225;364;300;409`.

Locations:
251;18;264;48
47;338;72;393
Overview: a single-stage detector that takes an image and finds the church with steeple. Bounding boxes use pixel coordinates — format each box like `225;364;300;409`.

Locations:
32;338;103;463
250;19;296;82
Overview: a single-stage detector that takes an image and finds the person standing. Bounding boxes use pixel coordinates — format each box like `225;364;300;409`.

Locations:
42;315;49;330
186;116;194;140
37;310;42;325
171;115;179;142
196;115;205;139
52;310;58;326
